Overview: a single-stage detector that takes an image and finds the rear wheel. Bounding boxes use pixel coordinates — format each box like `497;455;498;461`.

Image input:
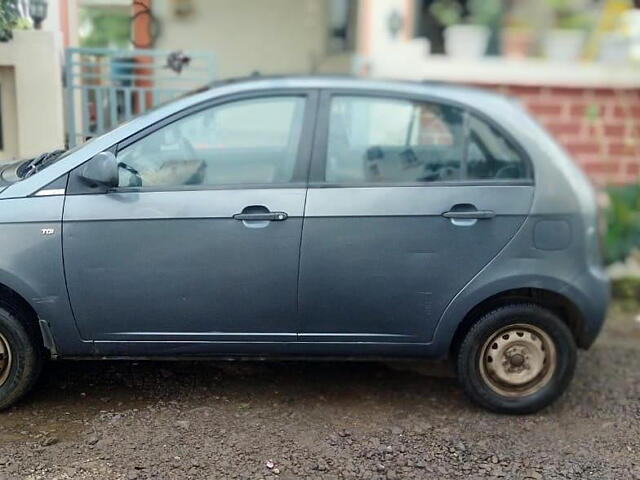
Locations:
0;303;43;411
457;304;576;414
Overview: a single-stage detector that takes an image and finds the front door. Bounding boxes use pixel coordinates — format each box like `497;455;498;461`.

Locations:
63;92;316;346
298;92;534;345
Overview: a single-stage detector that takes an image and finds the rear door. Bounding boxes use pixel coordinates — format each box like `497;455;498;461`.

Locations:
297;91;534;346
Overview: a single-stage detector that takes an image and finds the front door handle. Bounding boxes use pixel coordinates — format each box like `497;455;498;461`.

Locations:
233;211;288;221
442;210;495;220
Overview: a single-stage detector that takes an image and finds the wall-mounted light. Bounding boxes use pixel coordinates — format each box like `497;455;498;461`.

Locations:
29;0;48;30
387;9;404;39
170;0;194;18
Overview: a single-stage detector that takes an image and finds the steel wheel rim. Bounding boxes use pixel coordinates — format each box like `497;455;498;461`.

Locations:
479;323;556;398
0;332;12;387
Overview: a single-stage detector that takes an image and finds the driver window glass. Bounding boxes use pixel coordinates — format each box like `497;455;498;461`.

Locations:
117;96;306;188
466;115;529;180
325;96;464;184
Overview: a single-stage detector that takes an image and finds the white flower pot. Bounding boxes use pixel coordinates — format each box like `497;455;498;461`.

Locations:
598;33;629;64
543;29;586;62
444;25;490;58
622;10;640;62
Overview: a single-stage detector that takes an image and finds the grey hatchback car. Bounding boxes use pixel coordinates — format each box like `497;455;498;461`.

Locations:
0;77;609;413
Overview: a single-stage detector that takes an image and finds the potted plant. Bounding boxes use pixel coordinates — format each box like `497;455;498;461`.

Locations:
501;17;534;58
431;0;501;58
543;0;592;61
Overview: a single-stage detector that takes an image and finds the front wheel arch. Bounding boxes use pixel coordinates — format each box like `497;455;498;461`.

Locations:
0;283;45;352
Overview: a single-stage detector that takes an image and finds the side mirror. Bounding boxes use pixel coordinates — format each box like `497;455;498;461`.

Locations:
80;151;118;190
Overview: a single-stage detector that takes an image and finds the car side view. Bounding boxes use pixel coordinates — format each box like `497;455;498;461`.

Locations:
0;77;609;413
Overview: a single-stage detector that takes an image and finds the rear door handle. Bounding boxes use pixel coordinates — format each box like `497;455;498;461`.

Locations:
233;212;288;221
442;210;495;219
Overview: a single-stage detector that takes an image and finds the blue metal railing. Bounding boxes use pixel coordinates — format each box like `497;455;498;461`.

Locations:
64;47;215;147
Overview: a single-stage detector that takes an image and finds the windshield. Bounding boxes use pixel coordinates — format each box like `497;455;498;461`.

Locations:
0;148;70;187
18;149;69;178
0;138;93;187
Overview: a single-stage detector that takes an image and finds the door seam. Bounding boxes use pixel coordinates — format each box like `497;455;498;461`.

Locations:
294;89;321;341
60;181;94;351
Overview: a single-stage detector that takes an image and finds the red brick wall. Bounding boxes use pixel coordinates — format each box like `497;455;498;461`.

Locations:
483;85;640;186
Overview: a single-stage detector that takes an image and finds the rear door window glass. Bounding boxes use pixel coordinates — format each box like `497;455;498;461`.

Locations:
326;96;465;183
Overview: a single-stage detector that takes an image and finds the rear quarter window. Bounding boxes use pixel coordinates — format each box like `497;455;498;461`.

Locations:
466;114;530;181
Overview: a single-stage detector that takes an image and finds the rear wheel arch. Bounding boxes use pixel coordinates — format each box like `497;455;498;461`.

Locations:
450;287;585;356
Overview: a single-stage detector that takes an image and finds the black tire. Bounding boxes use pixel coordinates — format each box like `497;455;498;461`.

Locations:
0;301;43;411
457;304;576;414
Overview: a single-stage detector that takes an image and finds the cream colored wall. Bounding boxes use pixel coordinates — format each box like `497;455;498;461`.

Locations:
152;0;349;78
0;67;18;161
0;31;65;162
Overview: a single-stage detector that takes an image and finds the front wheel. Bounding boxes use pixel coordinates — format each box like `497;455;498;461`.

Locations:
0;303;43;411
457;304;576;414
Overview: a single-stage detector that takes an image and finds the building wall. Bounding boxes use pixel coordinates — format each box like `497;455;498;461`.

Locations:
42;0;79;47
0;67;18;160
0;31;65;162
486;85;640;186
151;0;334;78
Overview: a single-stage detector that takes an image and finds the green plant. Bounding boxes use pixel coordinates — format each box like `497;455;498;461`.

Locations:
611;276;640;302
603;182;640;265
468;0;501;27
545;0;593;30
430;0;502;27
14;16;30;30
430;0;462;27
79;7;131;49
0;0;20;41
556;12;592;30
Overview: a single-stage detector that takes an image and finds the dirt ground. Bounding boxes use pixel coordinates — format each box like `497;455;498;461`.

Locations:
1;305;639;480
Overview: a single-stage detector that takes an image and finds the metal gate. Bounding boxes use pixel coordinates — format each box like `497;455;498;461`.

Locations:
64;47;215;147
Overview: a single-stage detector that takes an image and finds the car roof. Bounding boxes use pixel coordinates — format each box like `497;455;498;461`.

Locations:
199;75;510;107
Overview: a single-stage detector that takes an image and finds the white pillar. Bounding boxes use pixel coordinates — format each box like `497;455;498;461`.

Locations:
0;31;65;161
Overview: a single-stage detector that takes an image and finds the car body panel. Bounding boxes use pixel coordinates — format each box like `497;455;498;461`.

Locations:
430;213;610;356
298;186;534;343
0;196;90;355
63;189;307;343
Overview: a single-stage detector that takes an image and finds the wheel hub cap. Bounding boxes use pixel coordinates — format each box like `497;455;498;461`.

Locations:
509;353;525;367
479;324;556;397
0;333;11;387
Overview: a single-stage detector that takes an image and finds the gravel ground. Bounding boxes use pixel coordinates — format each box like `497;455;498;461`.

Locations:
1;305;639;480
